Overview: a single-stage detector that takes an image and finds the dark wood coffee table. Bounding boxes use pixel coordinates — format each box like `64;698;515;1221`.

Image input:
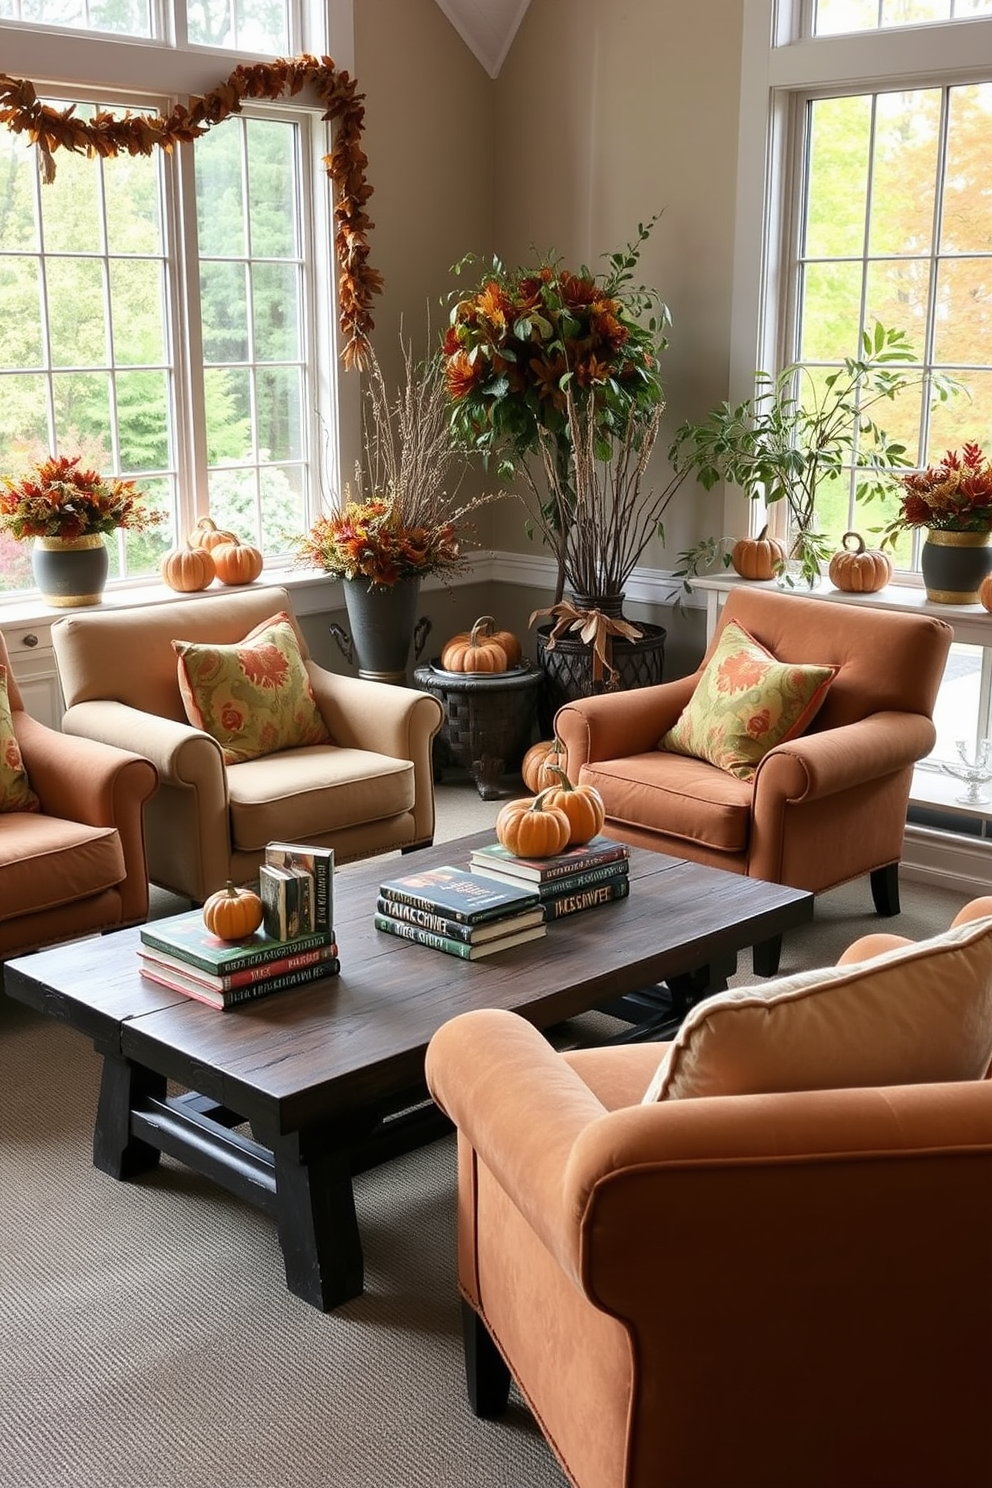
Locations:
3;832;811;1311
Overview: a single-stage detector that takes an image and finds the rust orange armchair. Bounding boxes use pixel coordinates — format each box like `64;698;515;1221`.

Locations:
555;587;952;971
1;628;158;961
426;902;992;1488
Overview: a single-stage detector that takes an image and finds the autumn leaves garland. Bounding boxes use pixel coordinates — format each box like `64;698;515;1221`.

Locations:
0;54;382;368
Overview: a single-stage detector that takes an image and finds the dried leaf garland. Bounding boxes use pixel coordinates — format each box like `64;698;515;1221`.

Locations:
0;53;380;367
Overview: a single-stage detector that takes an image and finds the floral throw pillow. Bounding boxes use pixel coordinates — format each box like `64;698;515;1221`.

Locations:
173;611;332;766
0;664;40;813
660;619;836;781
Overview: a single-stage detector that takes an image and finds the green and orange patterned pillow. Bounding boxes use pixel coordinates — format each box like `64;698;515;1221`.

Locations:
660;619;836;780
0;665;40;812
173;611;332;765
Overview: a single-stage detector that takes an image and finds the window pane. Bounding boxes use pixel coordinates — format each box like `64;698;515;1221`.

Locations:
868;90;940;258
814;0;992;32
186;0;288;52
804;95;871;259
47;257;108;366
200;260;250;363
941;83;992;253
109;259;167;365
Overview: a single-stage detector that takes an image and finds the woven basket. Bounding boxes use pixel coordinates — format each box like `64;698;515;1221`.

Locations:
414;664;543;799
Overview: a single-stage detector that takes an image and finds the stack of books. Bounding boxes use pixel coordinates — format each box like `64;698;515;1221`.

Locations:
138;911;339;1008
139;841;338;1010
468;834;631;919
375;865;547;960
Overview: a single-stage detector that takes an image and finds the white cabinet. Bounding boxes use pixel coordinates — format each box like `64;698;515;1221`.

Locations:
1;619;63;729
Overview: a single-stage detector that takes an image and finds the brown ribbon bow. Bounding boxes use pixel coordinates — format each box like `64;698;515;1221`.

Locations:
530;600;643;685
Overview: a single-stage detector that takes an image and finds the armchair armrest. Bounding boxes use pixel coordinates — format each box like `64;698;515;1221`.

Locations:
14;711;158;924
755;711;936;803
308;666;443;845
60;699;227;796
555;674;699;770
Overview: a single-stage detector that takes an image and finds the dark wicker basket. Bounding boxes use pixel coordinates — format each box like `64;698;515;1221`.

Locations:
413;663;543;799
536;620;667;731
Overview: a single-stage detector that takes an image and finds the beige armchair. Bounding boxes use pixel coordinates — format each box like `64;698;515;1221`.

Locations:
50;586;443;904
1;629;158;960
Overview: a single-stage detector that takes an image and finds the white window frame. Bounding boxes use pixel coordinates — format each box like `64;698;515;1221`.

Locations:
0;0;360;586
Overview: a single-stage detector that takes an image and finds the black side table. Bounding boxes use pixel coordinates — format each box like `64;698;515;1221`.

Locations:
413;662;543;799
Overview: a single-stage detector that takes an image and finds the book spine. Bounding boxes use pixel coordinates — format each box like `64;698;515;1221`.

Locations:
542;876;631;918
375;897;475;942
137;925;334;976
218;959;339;1004
140;944;339;990
373;913;473;959
536;860;630;897
313;857;333;934
472;845;630;882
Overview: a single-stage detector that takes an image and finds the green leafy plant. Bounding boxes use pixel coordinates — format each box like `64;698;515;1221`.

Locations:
670;322;955;588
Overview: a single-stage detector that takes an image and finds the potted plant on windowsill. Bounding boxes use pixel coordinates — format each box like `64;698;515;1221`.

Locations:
879;442;992;604
669;322;953;591
0;453;164;607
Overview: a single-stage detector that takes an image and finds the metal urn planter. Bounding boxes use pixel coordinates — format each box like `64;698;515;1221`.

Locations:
328;576;431;683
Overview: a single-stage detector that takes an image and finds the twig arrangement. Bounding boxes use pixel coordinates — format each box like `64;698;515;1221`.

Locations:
533;392;687;600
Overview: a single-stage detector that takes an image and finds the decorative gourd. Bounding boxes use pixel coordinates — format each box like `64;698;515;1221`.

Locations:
521;737;568;793
980;572;992;614
188;515;239;552
477;616;523;667
539;767;606;846
494;791;571;858
202;881;264;940
160;546;216;593
440;615;510;673
828;531;893;594
212;539;264;586
731;524;786;581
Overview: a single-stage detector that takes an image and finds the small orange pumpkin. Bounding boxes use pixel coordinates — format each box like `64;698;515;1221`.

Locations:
202;881;264;940
828;531;893;594
539;767;606;846
160;546;216;593
440;616;509;673
731;524;786;581
188;515;239;552
521;737;568;793
212;539;264;586
979;572;992;613
494;791;571;858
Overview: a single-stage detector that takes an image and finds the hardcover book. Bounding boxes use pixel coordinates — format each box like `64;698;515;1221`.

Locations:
259;863;305;942
374;898;545;944
139;940;339;992
468;835;631;883
265;843;334;933
139;909;335;977
470;857;630;898
377;865;541;923
139;956;340;1010
541;875;631;918
372;913;546;960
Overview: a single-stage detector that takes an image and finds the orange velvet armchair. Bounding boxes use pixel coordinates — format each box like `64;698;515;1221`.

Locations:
1;629;158;961
426;904;992;1488
555;587;952;971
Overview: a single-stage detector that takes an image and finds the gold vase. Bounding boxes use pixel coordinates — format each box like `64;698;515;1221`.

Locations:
920;528;992;604
31;533;110;608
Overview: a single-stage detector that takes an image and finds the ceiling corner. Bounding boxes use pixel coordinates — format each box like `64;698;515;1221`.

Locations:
432;0;532;79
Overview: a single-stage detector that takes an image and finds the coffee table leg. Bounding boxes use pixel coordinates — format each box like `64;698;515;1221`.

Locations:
93;1047;166;1179
268;1130;365;1310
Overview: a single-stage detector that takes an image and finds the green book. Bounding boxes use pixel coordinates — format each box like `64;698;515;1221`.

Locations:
373;912;546;959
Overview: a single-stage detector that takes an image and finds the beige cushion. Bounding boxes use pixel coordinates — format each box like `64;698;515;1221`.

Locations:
173;610;332;765
660;619;836;780
643;915;992;1102
0;665;39;813
226;746;415;852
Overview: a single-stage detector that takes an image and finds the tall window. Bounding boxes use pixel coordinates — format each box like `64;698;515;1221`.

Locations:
0;0;339;594
740;1;992;768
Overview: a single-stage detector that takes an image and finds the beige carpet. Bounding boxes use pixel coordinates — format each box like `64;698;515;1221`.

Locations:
0;774;974;1488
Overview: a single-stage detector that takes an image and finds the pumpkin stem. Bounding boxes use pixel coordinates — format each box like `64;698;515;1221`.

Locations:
545;764;574;790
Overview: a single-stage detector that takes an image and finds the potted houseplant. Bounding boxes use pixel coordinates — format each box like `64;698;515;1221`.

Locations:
669;322;948;590
0;453;163;607
294;331;496;681
879;441;992;603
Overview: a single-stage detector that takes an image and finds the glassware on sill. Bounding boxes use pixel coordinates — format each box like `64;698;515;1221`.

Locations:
939;738;992;805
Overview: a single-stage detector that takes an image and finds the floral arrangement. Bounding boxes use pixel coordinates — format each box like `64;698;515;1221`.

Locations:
888;442;992;535
0;454;164;540
296;498;462;586
443;218;668;466
295;330;495;588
